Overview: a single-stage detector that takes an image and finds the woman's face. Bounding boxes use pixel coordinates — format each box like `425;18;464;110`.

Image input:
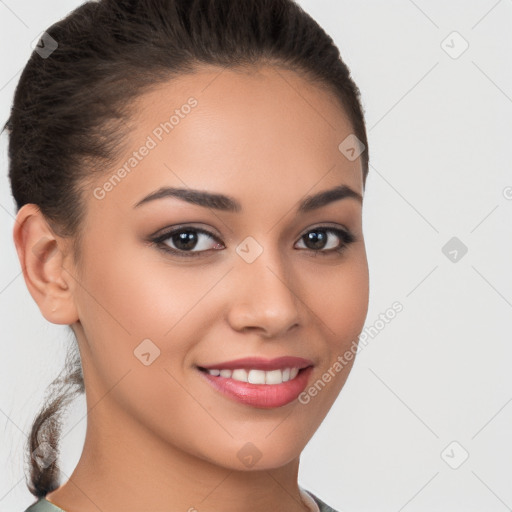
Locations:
66;65;369;470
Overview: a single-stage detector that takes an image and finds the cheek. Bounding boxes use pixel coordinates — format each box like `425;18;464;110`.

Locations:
305;252;369;345
79;240;209;338
294;257;369;424
74;239;227;401
73;243;208;420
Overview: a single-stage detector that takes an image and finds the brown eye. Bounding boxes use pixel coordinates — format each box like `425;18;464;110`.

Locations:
295;227;355;255
152;227;224;257
151;225;355;259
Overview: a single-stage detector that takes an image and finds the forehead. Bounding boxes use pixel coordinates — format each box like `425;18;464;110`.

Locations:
89;64;363;216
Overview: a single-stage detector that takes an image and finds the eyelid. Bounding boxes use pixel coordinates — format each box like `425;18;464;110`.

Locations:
152;222;351;240
151;222;221;240
300;222;351;236
151;225;222;250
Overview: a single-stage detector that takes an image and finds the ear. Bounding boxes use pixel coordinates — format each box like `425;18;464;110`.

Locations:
12;204;79;325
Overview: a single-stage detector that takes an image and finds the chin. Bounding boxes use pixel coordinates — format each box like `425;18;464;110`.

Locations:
197;437;305;472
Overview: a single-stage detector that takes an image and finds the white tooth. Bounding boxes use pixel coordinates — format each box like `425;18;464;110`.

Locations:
265;369;283;385
248;369;266;384
231;369;249;383
208;367;300;384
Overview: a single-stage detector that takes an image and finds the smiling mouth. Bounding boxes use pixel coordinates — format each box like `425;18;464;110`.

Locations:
197;366;311;385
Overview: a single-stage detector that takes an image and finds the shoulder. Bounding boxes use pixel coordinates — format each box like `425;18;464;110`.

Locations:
22;498;64;512
304;489;340;512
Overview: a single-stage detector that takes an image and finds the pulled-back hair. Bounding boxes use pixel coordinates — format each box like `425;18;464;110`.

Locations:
3;0;369;498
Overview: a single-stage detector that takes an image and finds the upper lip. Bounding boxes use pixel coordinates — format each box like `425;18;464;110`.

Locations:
198;356;314;371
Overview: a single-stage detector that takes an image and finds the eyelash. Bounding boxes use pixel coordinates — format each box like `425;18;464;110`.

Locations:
150;225;356;259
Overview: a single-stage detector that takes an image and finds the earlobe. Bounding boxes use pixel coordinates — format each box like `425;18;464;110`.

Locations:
12;204;79;325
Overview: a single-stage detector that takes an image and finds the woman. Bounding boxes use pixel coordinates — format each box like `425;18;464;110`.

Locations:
5;0;370;510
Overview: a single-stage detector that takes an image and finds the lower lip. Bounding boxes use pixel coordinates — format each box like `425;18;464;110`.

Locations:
198;366;314;409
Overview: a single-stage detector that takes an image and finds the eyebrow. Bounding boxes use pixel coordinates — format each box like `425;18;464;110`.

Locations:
133;184;362;213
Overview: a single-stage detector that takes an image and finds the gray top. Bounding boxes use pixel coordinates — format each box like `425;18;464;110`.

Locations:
23;489;338;512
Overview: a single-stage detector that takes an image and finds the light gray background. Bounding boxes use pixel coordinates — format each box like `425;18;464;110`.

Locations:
1;1;511;511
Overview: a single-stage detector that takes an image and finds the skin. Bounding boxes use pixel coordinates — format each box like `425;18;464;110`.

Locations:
14;64;369;512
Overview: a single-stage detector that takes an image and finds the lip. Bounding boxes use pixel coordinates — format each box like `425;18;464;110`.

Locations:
198;365;314;408
197;356;314;372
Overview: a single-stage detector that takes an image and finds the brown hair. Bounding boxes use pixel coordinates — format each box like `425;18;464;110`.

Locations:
3;0;369;498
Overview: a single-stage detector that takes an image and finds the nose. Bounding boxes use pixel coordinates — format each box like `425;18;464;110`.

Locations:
226;245;301;338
